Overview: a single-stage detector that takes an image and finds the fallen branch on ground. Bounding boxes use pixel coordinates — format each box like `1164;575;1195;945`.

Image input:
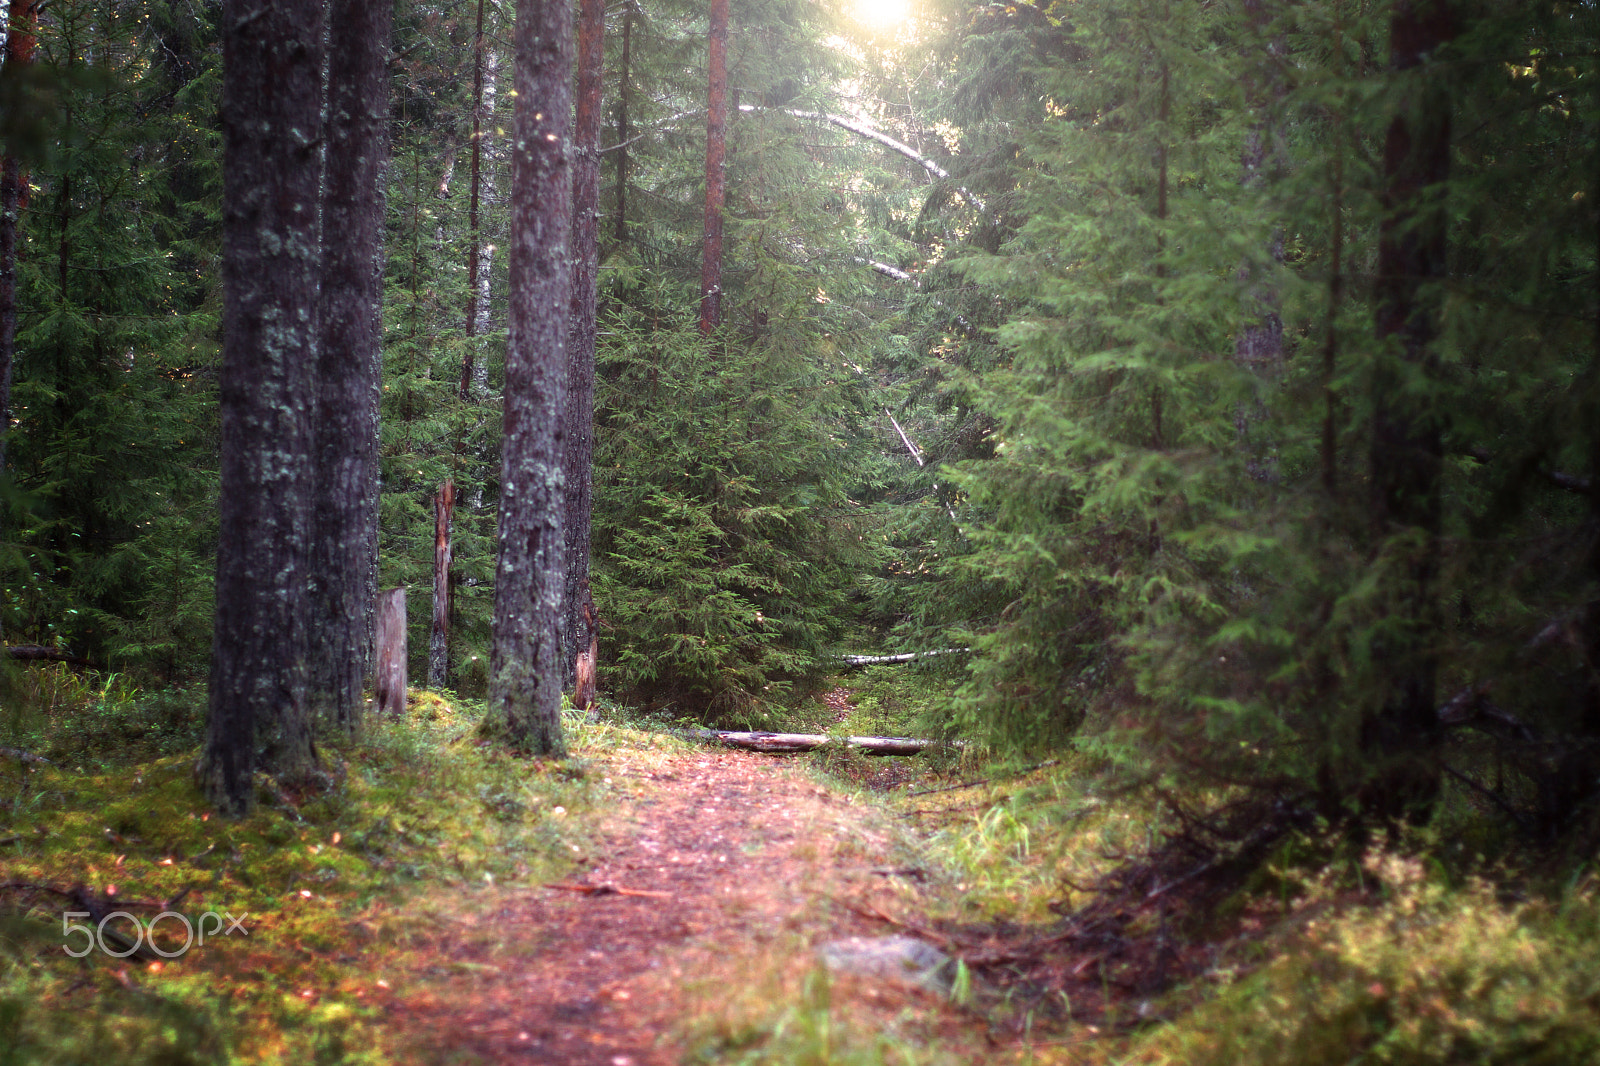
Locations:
681;730;949;755
544;882;672;899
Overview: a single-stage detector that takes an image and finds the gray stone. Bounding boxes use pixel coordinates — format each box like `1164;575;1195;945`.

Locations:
816;935;954;994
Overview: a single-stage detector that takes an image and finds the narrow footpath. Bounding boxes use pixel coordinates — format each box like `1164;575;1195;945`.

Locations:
382;747;942;1065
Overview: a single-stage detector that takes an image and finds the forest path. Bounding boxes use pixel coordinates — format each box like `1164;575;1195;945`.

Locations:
384;744;918;1065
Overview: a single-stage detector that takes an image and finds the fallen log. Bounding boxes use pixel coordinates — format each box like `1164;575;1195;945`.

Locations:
836;649;967;668
684;729;947;756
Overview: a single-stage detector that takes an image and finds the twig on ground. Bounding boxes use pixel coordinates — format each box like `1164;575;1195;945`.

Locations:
544;882;672;899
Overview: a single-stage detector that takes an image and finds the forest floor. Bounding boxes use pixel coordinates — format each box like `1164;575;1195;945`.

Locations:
381;742;995;1065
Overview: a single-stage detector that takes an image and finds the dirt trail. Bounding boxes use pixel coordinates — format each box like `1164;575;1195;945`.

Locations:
388;747;911;1065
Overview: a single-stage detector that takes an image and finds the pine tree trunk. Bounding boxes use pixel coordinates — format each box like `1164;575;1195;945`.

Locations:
698;0;729;335
309;0;390;735
203;0;327;814
430;480;455;689
0;0;40;479
564;0;602;690
1364;0;1457;821
487;0;571;756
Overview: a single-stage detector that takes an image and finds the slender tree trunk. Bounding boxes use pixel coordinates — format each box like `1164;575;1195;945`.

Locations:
698;0;729;335
430;480;455;689
614;5;632;250
564;0;602;689
0;0;39;479
461;0;487;402
487;0;571;755
203;0;327;814
1233;0;1285;480
1364;0;1457;821
309;0;390;735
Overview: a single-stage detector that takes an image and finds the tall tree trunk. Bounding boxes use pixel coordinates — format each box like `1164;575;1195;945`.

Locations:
1233;0;1285;481
564;0;602;689
486;0;571;756
698;0;729;335
1364;0;1457;821
0;0;40;479
429;479;455;689
203;0;327;814
613;5;632;250
309;0;391;735
461;0;488;402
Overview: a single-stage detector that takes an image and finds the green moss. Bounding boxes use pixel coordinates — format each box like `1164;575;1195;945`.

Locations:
0;690;616;1064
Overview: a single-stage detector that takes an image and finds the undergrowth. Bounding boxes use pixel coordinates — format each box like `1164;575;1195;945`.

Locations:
0;686;662;1065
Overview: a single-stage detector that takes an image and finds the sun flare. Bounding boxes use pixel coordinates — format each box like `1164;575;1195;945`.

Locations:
852;0;912;32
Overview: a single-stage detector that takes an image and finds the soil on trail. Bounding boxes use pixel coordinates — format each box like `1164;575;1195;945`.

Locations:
387;747;913;1065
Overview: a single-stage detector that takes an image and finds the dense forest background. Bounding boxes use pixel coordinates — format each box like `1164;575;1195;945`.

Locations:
1;0;1598;838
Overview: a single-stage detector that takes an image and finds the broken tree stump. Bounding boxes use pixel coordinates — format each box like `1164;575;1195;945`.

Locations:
375;587;407;716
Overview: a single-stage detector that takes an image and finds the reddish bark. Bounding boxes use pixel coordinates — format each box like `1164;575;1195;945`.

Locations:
0;0;42;476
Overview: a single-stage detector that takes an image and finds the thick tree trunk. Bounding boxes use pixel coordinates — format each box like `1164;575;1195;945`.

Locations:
429;479;455;689
487;0;571;756
203;0;327;814
698;0;728;335
309;0;390;735
0;0;40;479
563;0;602;689
1363;0;1456;821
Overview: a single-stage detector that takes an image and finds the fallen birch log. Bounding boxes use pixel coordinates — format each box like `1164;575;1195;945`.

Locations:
684;730;948;756
836;649;967;668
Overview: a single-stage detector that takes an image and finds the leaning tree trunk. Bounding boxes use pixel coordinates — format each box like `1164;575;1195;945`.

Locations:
203;0;328;814
563;0;602;689
697;0;729;335
309;0;391;735
0;0;41;480
1363;0;1457;823
486;0;571;756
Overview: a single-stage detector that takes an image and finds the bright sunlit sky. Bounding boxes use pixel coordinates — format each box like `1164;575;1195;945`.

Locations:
851;0;914;32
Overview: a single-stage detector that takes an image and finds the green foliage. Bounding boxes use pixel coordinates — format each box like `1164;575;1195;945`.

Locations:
3;0;221;679
0;691;609;1065
1134;854;1600;1066
593;302;874;723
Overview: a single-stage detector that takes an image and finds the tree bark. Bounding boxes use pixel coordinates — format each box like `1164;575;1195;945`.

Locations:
698;0;729;335
487;0;571;756
374;587;408;716
203;0;327;814
461;0;489;402
564;0;602;689
429;479;455;689
0;0;40;479
309;0;390;736
1363;0;1456;821
613;5;632;250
